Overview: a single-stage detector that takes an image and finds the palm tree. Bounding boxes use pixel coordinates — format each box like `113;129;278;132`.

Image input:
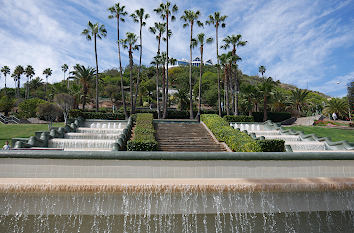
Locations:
288;88;310;116
108;3;128;119
154;1;178;118
323;98;348;119
258;77;277;121
70;64;95;111
151;54;163;118
131;8;150;113
194;33;213;118
61;64;69;89
61;64;68;82
121;32;139;116
149;22;167;118
259;65;266;78
24;65;35;99
206;12;227;116
43;68;52;100
12;65;24;98
241;83;257;116
181;10;203;119
82;21;107;112
221;34;247;115
1;66;10;95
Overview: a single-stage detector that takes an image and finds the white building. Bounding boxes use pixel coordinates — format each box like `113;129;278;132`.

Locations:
170;57;213;68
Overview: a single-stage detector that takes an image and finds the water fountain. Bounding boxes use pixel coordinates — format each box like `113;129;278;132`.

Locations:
48;119;127;151
0;117;353;232
230;122;353;152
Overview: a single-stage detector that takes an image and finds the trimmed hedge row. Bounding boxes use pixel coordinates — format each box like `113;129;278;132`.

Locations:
201;114;261;152
257;139;285;152
252;112;292;122
127;113;158;151
69;109;125;120
223;115;254;122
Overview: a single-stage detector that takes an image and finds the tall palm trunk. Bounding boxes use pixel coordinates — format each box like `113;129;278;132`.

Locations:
162;65;166;117
117;16;128;119
133;23;143;114
156;36;162;119
235;70;239;116
263;95;268;121
45;77;47;100
163;13;169;119
129;47;134;116
94;35;99;112
26;77;29;99
83;90;87;111
216;25;221;116
155;63;160;119
225;67;230;115
189;22;194;119
4;75;7;95
198;45;204;117
17;78;21;98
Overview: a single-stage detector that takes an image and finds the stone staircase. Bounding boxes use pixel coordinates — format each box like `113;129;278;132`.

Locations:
156;122;227;152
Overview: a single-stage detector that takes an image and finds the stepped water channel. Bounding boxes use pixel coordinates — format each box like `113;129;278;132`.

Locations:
231;123;329;152
0;118;354;232
48;120;126;151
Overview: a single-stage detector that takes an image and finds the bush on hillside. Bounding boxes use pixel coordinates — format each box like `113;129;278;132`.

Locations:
201;114;261;152
223;115;254;122
257;139;285;152
18;98;47;118
127;113;158;151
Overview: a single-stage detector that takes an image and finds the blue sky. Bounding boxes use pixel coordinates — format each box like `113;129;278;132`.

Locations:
0;0;353;97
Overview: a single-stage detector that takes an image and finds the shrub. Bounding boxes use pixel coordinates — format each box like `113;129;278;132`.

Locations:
223;115;254;122
0;96;15;116
127;113;158;151
201;114;261;152
37;103;62;128
257;139;285;152
18;98;47;118
252;112;291;122
69;109;125;120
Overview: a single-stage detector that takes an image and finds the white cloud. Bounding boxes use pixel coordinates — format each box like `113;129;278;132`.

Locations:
0;0;353;97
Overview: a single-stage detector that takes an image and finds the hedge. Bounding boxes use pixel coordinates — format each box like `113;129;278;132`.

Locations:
223;115;254;122
127;113;158;151
252;112;291;122
201;114;261;152
69;109;125;120
257;139;285;152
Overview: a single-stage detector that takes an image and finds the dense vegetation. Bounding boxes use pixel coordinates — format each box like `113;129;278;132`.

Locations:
127;113;158;151
0;1;352;122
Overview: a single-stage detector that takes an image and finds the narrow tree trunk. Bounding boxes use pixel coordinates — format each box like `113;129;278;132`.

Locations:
156;36;162;119
18;78;21;99
189;23;194;119
94;35;99;112
45;77;47;100
162;66;166;116
216;26;221;116
225;69;230;115
133;22;143;114
198;46;203;117
163;14;169;119
117;17;128;119
263;95;267;121
129;49;134;116
155;64;160;119
83;92;86;111
4;75;7;95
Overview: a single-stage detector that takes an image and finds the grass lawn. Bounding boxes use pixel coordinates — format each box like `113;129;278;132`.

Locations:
286;126;354;143
0;123;64;147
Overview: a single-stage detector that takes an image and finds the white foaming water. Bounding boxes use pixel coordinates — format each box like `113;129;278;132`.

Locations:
0;186;353;232
65;133;122;140
76;128;123;134
49;139;116;149
89;122;123;129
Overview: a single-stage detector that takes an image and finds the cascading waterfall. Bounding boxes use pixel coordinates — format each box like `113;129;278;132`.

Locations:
48;120;126;151
0;184;353;232
231;123;328;152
